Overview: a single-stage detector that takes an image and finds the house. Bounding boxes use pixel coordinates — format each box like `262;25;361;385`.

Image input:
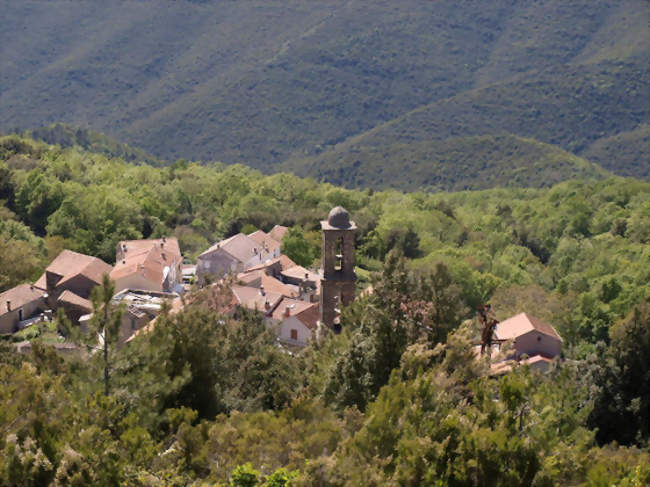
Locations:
267;298;319;346
248;230;282;259
34;249;112;321
110;237;183;294
196;233;274;285
269;225;288;243
0;284;47;334
485;312;563;374
494;312;562;360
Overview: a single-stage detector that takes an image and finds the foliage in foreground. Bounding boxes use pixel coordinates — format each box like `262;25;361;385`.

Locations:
0;262;648;485
0;137;649;484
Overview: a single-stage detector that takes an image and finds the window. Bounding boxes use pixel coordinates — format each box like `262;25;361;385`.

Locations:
334;237;344;272
290;329;298;341
18;309;23;321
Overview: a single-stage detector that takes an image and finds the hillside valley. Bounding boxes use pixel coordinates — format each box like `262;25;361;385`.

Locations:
1;0;648;189
0;136;649;484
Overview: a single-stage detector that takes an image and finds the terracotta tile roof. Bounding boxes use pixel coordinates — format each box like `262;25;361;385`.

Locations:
237;269;265;286
489;354;554;376
294;302;320;330
248;230;282;253
260;274;300;298
199;233;270;263
0;284;45;314
271;298;319;330
231;284;282;314
244;254;298;274
57;290;93;312
118;237;181;260
269;225;288;242
495;312;562;342
34;250;112;290
281;265;318;282
111;242;172;286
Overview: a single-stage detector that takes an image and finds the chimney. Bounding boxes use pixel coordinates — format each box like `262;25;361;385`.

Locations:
254;248;258;254
162;236;166;243
30;284;34;291
161;241;164;248
122;243;127;252
259;285;265;296
305;272;309;280
264;300;270;310
6;300;11;312
284;305;291;317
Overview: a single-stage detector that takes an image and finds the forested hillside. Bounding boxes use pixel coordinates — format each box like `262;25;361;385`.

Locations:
0;136;649;484
1;0;648;186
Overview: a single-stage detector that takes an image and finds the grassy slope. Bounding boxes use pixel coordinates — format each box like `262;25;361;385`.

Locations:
24;123;165;166
0;0;647;185
583;124;650;179
285;134;609;191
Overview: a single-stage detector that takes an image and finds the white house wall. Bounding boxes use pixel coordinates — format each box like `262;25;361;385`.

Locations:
266;316;312;346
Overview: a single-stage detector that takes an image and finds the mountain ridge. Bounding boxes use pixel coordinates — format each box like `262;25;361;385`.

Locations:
0;0;647;184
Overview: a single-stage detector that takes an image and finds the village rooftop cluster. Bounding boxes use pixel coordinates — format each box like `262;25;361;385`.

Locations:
1;206;563;371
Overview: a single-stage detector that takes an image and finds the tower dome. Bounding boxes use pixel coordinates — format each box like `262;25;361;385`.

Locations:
327;206;351;228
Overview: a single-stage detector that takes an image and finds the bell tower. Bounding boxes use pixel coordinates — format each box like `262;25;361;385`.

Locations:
320;206;356;329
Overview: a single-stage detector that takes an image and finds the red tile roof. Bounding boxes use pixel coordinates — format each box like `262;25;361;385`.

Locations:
248;230;281;253
0;284;45;315
57;290;93;312
269;225;288;242
118;237;181;260
231;284;283;314
495;312;562;342
34;250;112;290
110;243;172;286
260;274;300;298
271;298;319;330
281;265;318;281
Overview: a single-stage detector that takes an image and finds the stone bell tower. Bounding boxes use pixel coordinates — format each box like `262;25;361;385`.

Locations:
320;206;356;329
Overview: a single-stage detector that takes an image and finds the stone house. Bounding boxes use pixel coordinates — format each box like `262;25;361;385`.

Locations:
197;233;273;285
34;249;112;322
0;284;47;334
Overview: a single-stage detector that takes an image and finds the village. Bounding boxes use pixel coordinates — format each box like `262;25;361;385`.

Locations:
1;206;563;373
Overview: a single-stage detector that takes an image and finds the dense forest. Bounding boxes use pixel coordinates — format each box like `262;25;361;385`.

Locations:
0;135;649;484
1;1;648;183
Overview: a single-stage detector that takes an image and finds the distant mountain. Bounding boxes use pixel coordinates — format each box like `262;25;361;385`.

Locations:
0;0;647;187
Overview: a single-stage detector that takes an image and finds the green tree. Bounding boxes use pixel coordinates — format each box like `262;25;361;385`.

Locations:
281;227;315;267
231;463;260;487
587;297;650;446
